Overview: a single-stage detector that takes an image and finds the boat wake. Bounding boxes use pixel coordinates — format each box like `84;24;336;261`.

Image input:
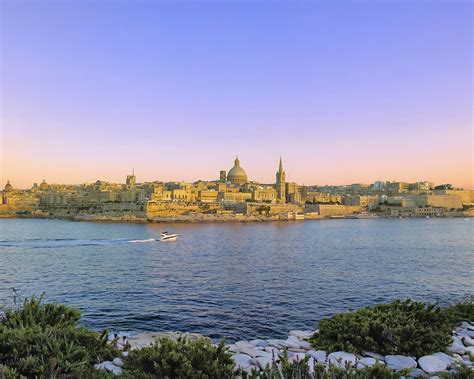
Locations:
127;238;157;243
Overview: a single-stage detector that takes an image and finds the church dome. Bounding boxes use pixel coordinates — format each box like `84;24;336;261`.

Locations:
4;180;13;192
227;156;248;185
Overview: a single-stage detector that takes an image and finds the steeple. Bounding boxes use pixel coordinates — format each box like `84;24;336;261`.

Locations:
279;156;283;172
234;155;240;167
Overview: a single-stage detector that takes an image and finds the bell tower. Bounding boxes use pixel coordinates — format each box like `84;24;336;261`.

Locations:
275;157;286;202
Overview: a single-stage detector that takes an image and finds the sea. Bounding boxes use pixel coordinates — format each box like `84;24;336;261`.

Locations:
0;218;472;340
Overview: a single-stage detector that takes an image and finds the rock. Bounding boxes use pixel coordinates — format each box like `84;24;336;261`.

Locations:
307;350;327;363
103;361;122;376
409;368;426;377
300;341;312;350
328;351;357;368
121;351;129;357
267;339;287;349
264;346;281;356
364;351;385;362
459;335;474;347
288;348;307;353
288;353;307;364
385;355;417;370
94;362;108;371
285;335;303;349
418;355;448;374
448;338;467;355
465;346;474;354
252;356;273;370
432;352;456;367
112;357;123;367
358;357;378;368
459;322;474;331
127;331;208;350
249;339;268;347
235;341;256;350
232;353;252;368
289;330;313;340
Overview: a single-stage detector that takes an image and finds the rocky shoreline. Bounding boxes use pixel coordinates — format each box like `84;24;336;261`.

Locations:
95;324;474;377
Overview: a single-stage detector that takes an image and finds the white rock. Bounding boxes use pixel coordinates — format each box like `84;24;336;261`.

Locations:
459;335;474;347
466;346;474;354
433;352;456;367
364;351;385;361
448;338;467;354
307;350;327;363
112;357;123;367
235;341;256;350
121;351;129;357
460;322;474;331
232;353;252;368
288;353;307;363
299;340;312;350
289;330;313;339
252;356;273;370
418;355;448;374
285;335;303;349
328;351;357;368
358;357;378;368
249;339;268;347
267;339;287;348
264;346;281;356
385;355;417;370
103;361;122;376
409;368;426;377
94;362;108;371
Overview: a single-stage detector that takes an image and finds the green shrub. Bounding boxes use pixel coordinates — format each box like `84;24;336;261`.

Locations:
0;294;117;378
121;336;235;378
309;299;454;356
443;297;474;324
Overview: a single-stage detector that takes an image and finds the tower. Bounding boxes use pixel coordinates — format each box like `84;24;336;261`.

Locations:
126;169;136;187
275;157;286;202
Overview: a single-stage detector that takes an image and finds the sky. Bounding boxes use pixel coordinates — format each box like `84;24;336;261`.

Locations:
1;0;472;189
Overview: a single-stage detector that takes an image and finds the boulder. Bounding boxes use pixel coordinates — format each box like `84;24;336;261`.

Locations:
459;335;474;347
363;351;385;362
433;352;456;367
289;330;313;340
232;353;252;368
94;362;108;371
285;336;303;349
103;361;122;376
418;355;448;374
409;368;426;377
264;346;281;356
448;338;467;355
288;353;307;364
235;341;256;350
328;351;357;368
300;341;312;350
127;331;208;350
112;358;123;367
249;339;268;347
306;350;327;363
358;357;379;368
252;356;273;370
466;346;474;354
459;322;474;331
267;339;287;349
385;355;417;370
121;351;129;357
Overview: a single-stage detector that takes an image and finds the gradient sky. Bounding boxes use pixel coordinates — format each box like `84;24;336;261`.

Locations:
1;0;472;189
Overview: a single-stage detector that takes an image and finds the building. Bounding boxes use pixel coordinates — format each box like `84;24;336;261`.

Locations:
227;156;248;185
275;157;286;202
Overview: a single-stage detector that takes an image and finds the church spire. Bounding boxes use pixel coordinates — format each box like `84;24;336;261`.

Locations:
279;156;283;172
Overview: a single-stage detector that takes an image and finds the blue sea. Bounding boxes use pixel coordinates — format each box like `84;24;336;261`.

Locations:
0;218;472;340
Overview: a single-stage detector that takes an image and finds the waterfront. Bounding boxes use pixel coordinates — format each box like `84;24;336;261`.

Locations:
0;218;472;341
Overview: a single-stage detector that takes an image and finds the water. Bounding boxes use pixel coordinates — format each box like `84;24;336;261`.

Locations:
0;218;472;341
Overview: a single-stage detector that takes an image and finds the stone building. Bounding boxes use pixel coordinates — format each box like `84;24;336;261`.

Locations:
275;157;286;202
227;156;248;185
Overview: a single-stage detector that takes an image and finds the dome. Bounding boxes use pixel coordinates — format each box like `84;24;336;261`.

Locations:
227;156;248;185
39;179;49;191
4;180;13;192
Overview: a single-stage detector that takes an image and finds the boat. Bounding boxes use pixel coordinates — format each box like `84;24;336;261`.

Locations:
160;231;179;241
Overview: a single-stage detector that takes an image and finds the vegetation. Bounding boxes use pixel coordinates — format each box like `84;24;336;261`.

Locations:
121;337;234;379
309;299;473;357
0;294;117;378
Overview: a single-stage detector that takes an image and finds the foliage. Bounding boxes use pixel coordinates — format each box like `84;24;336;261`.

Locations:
237;352;407;379
121;336;235;379
0;294;117;378
309;299;456;356
442;297;474;324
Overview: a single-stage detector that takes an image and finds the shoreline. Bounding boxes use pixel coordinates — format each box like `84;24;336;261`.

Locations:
0;213;470;225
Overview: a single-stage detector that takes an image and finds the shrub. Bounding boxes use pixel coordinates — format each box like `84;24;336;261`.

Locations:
443;297;474;324
0;294;117;378
121;336;235;378
309;299;454;356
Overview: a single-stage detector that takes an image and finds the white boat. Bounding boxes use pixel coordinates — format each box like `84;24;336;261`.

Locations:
160;231;179;241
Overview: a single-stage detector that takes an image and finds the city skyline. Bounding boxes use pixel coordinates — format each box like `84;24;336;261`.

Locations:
1;1;472;189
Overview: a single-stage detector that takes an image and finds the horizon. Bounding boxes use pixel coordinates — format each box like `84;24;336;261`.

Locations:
1;1;473;189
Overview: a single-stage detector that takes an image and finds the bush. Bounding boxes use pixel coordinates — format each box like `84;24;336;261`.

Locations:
309;299;456;356
121;336;235;378
443;297;474;324
0;294;117;378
